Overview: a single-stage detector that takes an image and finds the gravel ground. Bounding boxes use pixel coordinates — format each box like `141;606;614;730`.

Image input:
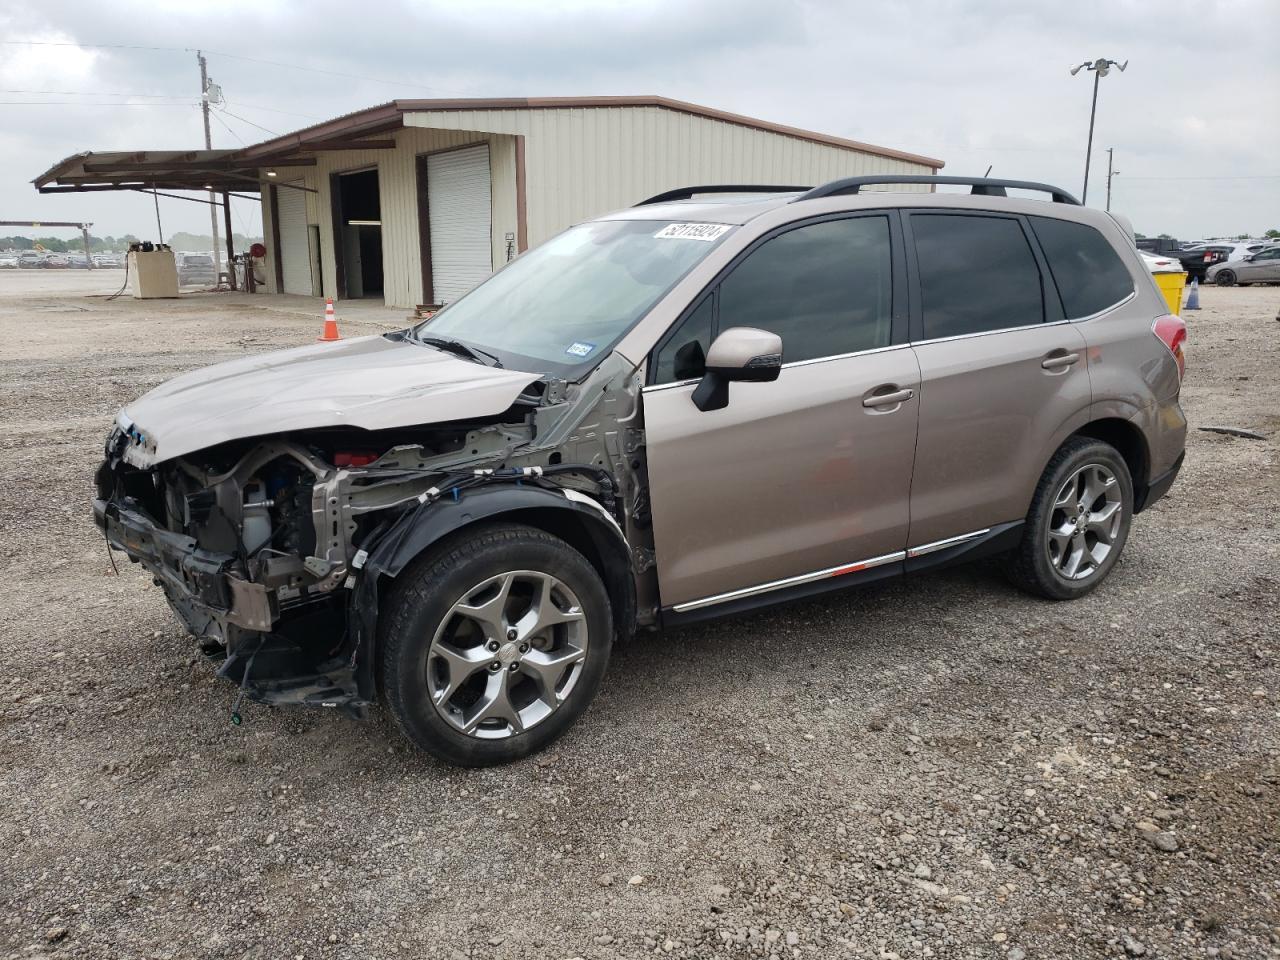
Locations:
2;274;1278;960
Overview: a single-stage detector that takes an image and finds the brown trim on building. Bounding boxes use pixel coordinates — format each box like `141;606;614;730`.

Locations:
415;153;434;306
268;184;284;293
514;134;528;253
329;172;347;300
233;96;944;170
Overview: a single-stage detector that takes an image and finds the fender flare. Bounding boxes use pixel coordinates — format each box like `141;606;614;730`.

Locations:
349;483;635;700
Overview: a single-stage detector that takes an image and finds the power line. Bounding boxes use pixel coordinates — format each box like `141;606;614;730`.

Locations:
0;87;194;98
1114;175;1280;182
220;98;320;120
0;100;196;106
215;106;278;137
208;108;247;145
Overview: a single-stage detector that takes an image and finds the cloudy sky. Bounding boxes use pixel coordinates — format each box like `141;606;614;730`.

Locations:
3;0;1277;242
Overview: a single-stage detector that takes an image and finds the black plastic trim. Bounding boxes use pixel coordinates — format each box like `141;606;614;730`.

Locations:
1135;451;1184;513
659;558;904;628
903;521;1023;575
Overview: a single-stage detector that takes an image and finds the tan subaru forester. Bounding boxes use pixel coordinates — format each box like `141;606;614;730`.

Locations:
95;176;1187;765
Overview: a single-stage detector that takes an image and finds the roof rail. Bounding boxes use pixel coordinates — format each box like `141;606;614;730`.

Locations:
636;184;810;206
794;175;1080;205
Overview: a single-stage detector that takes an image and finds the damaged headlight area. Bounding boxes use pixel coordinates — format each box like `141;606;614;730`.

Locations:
93;416;623;717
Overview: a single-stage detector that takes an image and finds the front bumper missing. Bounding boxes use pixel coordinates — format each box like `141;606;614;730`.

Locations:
93;497;274;634
95;496;365;712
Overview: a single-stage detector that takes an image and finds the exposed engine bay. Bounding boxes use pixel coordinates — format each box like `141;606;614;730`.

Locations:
93;352;651;715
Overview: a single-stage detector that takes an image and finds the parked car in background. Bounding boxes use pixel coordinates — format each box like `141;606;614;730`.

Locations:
94;174;1187;766
93;254;122;268
43;254;70;269
18;251;44;268
0;252;19;269
177;253;216;286
1173;245;1232;281
67;254;90;269
1136;237;1181;256
1206;246;1280;285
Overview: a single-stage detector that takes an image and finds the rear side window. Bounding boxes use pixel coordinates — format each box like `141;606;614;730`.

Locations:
911;214;1044;339
1030;216;1134;319
716;215;893;364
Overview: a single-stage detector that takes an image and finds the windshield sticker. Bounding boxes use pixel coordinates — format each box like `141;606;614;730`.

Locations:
565;341;596;358
654;223;731;242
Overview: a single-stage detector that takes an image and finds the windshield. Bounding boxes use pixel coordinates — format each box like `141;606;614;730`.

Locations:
413;219;733;375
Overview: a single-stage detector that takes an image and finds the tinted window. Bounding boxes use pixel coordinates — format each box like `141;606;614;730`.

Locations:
1030;216;1135;319
652;294;714;383
912;214;1044;338
715;216;893;364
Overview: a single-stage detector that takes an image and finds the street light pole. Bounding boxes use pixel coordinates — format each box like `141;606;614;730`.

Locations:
1070;58;1128;206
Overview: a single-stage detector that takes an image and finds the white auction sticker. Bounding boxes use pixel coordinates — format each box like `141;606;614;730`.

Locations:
653;223;731;242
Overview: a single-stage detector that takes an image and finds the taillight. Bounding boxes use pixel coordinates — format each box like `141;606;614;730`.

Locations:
1152;314;1186;380
1202;252;1213;262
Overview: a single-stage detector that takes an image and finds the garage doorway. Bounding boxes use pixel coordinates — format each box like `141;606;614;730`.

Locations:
332;168;383;300
417;143;492;306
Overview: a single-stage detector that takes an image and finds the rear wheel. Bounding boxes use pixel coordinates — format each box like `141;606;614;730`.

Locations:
379;523;613;766
1214;269;1236;286
1005;437;1133;600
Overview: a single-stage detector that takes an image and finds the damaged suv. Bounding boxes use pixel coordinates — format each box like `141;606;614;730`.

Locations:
96;176;1187;766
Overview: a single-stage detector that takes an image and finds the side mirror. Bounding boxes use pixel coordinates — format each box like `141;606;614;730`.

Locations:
691;326;783;412
1243;254;1255;262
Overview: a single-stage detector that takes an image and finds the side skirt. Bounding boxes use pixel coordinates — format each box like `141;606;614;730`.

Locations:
658;521;1024;629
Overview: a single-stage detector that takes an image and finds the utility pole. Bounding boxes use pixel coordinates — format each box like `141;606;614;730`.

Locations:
198;51;222;284
1105;148;1115;212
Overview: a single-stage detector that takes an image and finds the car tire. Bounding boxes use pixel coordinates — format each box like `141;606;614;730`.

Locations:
1004;437;1134;601
379;522;613;766
1214;269;1236;286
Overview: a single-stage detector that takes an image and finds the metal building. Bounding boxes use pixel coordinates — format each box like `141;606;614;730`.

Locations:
33;97;944;310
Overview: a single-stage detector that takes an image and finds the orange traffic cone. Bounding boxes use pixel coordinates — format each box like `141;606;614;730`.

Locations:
318;298;343;342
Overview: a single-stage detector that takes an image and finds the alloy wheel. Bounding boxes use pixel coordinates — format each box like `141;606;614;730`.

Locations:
426;570;588;739
1045;463;1124;582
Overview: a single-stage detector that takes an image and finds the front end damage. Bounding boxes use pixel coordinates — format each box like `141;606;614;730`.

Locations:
93;353;651;715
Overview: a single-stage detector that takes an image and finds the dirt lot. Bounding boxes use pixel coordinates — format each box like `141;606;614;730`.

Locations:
2;273;1277;960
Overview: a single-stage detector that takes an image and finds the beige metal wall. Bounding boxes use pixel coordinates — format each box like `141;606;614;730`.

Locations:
258;127;518;308
403;105;935;248
260;105;934;309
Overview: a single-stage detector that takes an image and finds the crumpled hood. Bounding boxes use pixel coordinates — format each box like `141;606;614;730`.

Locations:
117;334;541;466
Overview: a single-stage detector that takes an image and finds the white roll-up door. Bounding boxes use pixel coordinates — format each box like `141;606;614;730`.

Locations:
427;145;492;304
276;181;311;295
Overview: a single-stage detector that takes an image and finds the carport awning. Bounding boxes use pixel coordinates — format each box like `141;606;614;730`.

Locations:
31;149;303;195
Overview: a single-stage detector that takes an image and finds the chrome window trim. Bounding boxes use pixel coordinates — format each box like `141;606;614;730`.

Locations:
910;290;1137;348
671;550;906;613
1062;289;1136;323
641;342;909;393
906;528;990;558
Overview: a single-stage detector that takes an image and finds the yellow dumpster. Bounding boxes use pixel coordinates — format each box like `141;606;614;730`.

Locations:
1142;253;1187;316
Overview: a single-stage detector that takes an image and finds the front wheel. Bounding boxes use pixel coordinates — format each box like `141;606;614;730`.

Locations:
1214;269;1236;286
379;523;613;766
1005;437;1134;600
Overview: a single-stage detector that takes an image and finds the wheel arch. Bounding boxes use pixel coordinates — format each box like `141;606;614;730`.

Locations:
350;485;635;701
1071;416;1153;510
